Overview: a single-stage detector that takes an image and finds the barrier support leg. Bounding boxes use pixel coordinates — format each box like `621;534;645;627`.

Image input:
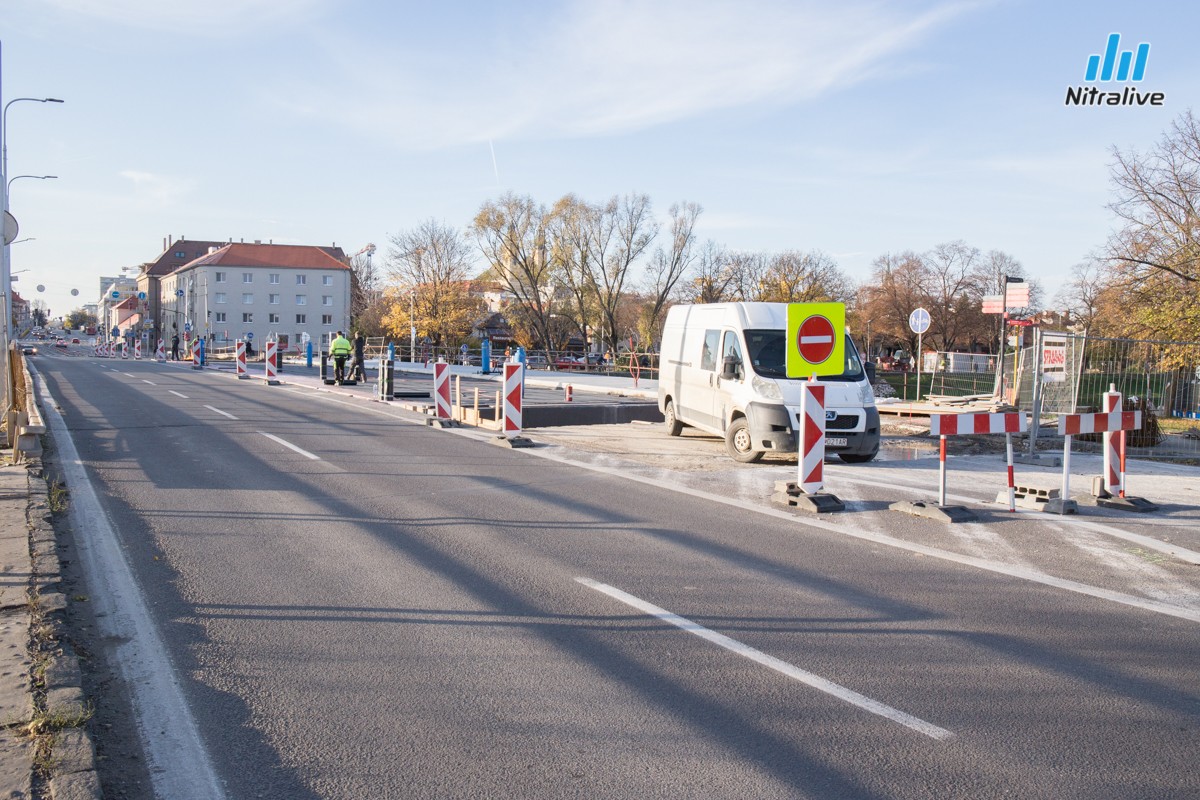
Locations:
1005;432;1016;512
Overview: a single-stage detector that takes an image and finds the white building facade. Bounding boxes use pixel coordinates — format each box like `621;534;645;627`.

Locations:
157;242;351;351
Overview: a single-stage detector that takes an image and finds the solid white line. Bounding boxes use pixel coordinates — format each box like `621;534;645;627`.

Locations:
576;577;954;741
259;431;320;460
169;390;189;399
142;380;157;386
123;372;136;378
32;368;226;800
205;405;238;420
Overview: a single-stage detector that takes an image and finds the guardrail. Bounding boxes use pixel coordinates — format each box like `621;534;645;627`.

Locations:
12;346;45;461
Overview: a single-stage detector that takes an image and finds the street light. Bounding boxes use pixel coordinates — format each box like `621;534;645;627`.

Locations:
7;174;56;192
0;81;64;437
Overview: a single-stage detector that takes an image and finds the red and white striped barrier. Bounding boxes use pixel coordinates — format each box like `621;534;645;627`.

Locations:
565;384;573;402
264;340;279;384
1057;391;1141;504
433;360;451;419
93;342;101;358
121;340;129;359
235;340;248;378
797;381;825;494
133;339;142;360
156;339;165;362
109;341;117;358
502;362;523;437
191;338;201;369
930;411;1027;511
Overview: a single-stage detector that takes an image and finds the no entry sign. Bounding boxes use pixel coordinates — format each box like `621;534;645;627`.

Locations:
786;302;846;378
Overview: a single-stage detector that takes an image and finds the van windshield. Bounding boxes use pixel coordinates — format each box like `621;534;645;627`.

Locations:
744;330;864;382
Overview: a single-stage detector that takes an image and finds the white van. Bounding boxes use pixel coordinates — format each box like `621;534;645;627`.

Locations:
657;302;879;463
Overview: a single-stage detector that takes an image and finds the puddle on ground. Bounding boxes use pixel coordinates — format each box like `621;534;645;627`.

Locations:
876;447;938;462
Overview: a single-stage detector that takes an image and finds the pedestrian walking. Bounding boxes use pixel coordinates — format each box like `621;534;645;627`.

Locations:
330;330;353;382
171;333;180;361
352;331;366;382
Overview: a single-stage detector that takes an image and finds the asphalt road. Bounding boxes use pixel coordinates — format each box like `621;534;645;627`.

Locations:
31;349;1200;799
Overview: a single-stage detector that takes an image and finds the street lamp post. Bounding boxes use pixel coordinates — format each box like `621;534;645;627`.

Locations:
0;71;65;437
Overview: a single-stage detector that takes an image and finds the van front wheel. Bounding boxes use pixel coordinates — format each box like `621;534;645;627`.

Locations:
725;418;764;463
664;400;683;436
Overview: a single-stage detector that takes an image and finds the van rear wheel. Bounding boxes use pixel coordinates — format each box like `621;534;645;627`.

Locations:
664;400;683;436
725;418;764;463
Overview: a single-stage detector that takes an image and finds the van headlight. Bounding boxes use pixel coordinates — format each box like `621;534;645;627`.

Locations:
860;382;877;407
752;375;782;400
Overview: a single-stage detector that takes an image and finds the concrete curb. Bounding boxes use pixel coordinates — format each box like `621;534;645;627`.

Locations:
25;460;103;800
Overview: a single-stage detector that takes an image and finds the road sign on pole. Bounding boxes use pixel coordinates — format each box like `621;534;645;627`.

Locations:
785;303;846;378
909;307;930;402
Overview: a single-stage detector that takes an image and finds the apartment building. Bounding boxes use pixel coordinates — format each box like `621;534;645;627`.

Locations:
158;242;351;350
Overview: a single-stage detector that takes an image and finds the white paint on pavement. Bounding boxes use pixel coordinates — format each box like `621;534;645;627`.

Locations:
577;577;954;741
142;380;157;386
33;369;226;800
205;405;238;420
169;390;189;399
259;431;320;460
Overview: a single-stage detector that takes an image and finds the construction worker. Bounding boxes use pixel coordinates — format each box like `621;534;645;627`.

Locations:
329;331;353;383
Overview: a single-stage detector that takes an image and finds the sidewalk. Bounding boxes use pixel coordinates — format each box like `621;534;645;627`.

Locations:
0;457;100;800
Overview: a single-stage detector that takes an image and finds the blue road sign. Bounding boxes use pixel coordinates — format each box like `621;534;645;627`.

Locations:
909;307;931;335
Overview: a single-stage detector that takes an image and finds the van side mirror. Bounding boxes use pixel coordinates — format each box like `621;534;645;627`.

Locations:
865;361;877;383
721;355;741;381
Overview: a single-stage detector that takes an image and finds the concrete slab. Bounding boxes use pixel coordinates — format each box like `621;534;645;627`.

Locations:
491;435;534;449
772;481;846;513
0;612;32;724
889;500;979;523
0;729;34;800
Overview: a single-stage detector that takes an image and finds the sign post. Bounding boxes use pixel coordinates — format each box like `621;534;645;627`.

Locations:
908;307;931;402
773;302;846;513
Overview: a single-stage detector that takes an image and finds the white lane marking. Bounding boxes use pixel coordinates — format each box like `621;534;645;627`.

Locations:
123;372;136;378
259;431;320;460
169;390;189;399
142;380;157;386
826;470;1200;565
577;577;954;741
32;369;225;800
525;450;1200;625
205;405;238;420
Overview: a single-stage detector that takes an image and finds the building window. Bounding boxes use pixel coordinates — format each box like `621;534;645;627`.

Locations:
214;272;226;283
269;273;280;284
269;313;280;324
322;275;333;286
215;312;226;323
322;314;333;325
242;313;253;323
214;293;227;304
296;314;306;324
296;295;307;305
243;272;253;283
174;251;185;258
269;294;280;304
322;295;333;306
242;293;254;304
296;274;307;285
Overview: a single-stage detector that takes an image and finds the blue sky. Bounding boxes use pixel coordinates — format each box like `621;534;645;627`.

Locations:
4;0;1196;321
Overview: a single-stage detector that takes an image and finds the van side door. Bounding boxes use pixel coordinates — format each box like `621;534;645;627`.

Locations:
713;330;745;430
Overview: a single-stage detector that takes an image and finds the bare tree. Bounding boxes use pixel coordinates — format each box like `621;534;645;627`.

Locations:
681;241;737;303
754;250;852;303
583;193;658;354
470;193;556;350
385;219;481;347
643;201;702;334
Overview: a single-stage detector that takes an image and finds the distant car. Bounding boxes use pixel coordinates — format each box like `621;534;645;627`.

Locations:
71;337;81;344
554;356;585;370
21;345;37;355
54;340;68;350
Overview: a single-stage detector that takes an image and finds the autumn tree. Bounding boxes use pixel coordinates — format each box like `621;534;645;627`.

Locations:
642;201;701;335
1102;109;1200;340
682;241;737;304
470;193;557;350
384;219;482;348
582;193;658;355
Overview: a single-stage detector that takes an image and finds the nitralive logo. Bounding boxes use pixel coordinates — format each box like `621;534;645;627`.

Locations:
1065;33;1164;107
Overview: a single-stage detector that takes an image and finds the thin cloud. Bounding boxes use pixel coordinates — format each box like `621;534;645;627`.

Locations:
119;170;195;204
295;0;980;148
36;0;327;34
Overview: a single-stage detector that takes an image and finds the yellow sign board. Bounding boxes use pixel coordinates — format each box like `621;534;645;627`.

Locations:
785;302;846;378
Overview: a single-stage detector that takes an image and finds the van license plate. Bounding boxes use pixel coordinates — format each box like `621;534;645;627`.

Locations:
826;437;848;447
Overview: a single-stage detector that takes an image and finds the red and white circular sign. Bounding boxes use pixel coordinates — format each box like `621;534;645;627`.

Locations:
796;315;836;364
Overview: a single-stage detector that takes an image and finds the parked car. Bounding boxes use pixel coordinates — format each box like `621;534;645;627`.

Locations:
71;337;81;344
554;356;586;370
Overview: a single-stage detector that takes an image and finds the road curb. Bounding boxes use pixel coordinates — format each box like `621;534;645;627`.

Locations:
24;459;103;800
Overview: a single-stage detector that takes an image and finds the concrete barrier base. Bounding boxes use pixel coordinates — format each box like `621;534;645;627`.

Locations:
771;481;845;513
889;500;978;523
492;435;533;449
